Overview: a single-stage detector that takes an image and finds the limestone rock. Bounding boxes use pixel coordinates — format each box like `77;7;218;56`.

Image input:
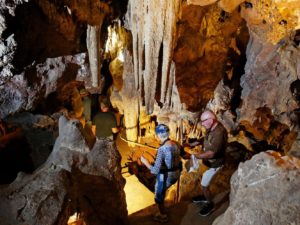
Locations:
288;132;300;158
0;54;87;119
207;80;234;113
238;35;300;147
174;4;247;112
4;112;57;168
219;0;245;13
0;115;128;225
240;0;300;44
0;0;25;83
213;151;300;225
125;0;181;114
187;0;218;6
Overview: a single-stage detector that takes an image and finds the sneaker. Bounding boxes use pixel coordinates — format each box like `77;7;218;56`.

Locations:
198;202;215;216
192;195;209;204
153;213;168;223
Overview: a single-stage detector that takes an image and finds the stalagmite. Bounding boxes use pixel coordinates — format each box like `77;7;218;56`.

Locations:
120;51;139;143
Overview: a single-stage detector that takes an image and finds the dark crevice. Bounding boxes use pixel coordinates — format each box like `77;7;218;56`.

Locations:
293;29;300;46
2;1;86;72
155;42;163;105
141;76;145;106
142;44;145;71
290;79;300;103
0;129;34;184
111;0;129;21
101;59;113;95
223;23;249;119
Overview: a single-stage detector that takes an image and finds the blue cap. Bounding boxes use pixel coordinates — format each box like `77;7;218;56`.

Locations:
155;124;169;135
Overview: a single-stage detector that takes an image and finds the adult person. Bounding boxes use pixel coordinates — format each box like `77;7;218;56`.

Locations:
186;110;227;216
140;124;182;223
79;88;92;123
92;97;118;140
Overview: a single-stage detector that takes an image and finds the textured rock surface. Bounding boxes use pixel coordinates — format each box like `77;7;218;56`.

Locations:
0;0;122;117
1;2;300;224
234;34;300;154
125;0;182;114
0;54;88;119
213;151;300;225
239;39;300;125
0;0;298;155
4;112;57;168
0;116;128;225
240;0;300;44
174;3;248;111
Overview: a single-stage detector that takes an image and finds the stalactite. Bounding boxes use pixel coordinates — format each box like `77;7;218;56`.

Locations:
123;0;209;143
86;25;104;90
159;2;180;105
126;0;181;114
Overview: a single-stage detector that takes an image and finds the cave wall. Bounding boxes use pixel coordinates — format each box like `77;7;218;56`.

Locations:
213;151;300;225
0;0;126;118
0;0;300;223
1;0;299;153
107;0;300;157
187;0;300;156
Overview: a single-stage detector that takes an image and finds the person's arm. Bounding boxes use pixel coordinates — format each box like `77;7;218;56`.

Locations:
183;135;205;148
111;113;119;134
185;141;201;147
141;156;152;170
112;127;119;133
194;150;215;159
141;147;164;174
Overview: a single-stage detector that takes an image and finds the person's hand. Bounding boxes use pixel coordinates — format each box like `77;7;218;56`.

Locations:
140;156;148;165
183;142;190;148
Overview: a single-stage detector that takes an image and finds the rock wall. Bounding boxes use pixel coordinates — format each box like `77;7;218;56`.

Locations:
213;151;300;225
0;116;128;225
1;0;299;154
0;1;300;225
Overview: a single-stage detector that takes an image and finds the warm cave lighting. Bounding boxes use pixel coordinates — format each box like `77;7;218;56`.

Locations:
123;173;155;215
118;138;156;214
104;24;124;62
117;50;124;62
105;26;118;50
67;212;86;225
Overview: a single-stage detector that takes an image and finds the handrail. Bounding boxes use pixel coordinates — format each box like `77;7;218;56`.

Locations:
118;134;158;150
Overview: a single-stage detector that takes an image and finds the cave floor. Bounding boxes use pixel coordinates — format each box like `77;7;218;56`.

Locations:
116;135;229;225
128;198;229;225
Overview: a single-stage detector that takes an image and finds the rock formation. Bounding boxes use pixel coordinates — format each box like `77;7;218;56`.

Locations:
0;116;127;225
0;0;300;224
213;151;300;225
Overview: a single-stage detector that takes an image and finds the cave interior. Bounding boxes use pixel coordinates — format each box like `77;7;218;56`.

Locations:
0;0;300;225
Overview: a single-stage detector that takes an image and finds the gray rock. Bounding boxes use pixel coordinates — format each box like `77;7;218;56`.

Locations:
214;151;300;225
0;115;128;225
